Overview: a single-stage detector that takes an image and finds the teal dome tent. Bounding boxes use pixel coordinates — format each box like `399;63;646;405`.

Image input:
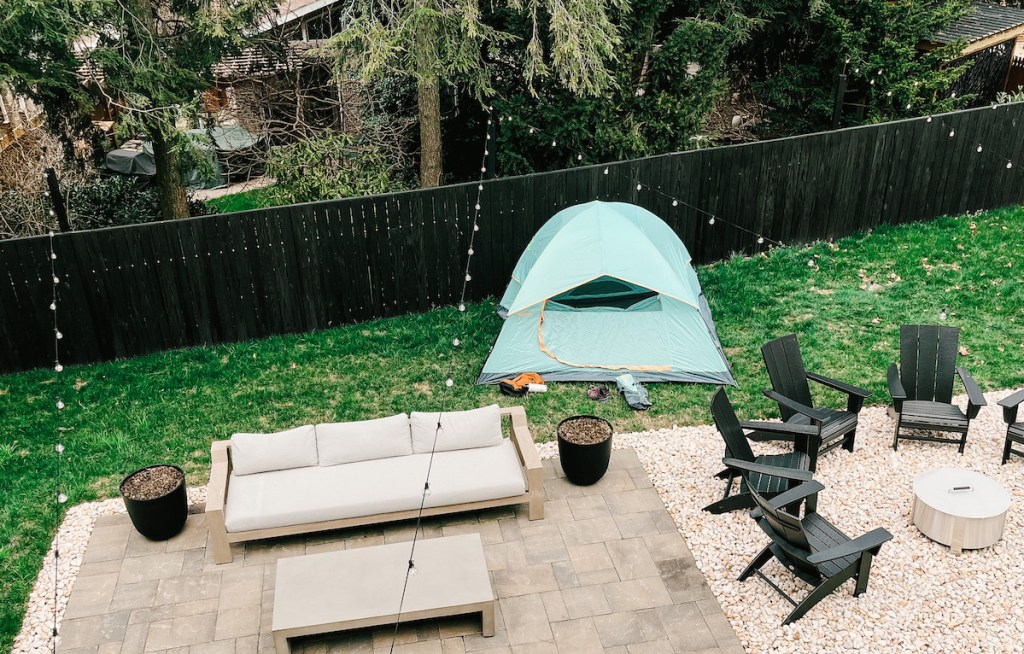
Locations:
477;201;736;385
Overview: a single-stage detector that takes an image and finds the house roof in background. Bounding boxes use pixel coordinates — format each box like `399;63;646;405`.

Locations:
932;1;1024;45
258;0;340;33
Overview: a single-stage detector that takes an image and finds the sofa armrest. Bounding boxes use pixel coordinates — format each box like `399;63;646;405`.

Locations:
503;406;544;519
206;440;233;563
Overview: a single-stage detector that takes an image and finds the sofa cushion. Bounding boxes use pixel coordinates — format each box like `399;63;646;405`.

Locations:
410;404;504;454
316;413;412;466
230;425;318;476
223;438;526;532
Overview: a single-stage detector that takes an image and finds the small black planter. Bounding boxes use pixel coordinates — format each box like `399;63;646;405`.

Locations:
120;465;188;541
557;415;614;486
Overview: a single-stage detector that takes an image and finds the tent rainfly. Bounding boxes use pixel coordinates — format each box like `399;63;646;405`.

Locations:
477;201;736;385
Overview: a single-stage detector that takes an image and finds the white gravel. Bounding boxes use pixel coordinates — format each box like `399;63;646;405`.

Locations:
15;390;1024;654
538;388;1024;654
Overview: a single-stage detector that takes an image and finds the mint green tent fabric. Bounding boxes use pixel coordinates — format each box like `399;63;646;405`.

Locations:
477;201;736;385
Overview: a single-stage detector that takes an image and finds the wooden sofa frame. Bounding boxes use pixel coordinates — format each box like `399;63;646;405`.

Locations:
206;406;544;564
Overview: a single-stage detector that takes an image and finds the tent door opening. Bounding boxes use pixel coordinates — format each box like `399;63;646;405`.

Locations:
548;275;659;310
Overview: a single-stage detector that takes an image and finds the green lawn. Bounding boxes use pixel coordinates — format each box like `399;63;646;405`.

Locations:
2;207;1024;648
204;186;279;213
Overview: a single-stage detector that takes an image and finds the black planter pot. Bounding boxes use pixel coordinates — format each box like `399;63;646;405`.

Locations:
120;465;188;541
557;415;614;486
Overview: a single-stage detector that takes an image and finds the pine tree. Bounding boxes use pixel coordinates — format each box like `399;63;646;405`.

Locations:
329;0;627;187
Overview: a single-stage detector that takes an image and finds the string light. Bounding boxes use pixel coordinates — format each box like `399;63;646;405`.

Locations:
388;104;491;653
939;308;947;321
47;229;65;645
630;178;780;247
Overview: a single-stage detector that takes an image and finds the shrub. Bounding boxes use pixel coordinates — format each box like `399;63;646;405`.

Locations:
265;133;403;205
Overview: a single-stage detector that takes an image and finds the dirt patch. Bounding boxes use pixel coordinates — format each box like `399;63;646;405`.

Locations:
558;416;612;445
121;466;183;501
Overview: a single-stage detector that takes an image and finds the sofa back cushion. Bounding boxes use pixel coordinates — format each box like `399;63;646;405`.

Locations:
316;413;412;466
410;404;504;454
230;425;318;476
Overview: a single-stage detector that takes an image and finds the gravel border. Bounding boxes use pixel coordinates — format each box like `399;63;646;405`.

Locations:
538;388;1024;654
15;389;1024;653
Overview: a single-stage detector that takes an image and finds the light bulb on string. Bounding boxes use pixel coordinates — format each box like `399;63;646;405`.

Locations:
50;302;56;311
465;274;472;282
446;378;454;387
56;400;64;410
56;331;63;340
529;128;535;134
672;200;678;207
53;276;59;284
475;204;481;211
603;168;608;175
51;252;57;260
57;493;67;504
459;304;466;312
807;258;816;267
949;130;955;138
473;224;480;232
551;140;557;147
757;236;765;244
926;116;932;123
468;248;474;256
478;184;483;191
977;145;983;153
708;217;716;225
636;183;642;191
453;338;460;347
577;155;583;161
480;166;486;173
55;364;63;373
1007;162;1013;169
939;308;947;321
55;443;64;454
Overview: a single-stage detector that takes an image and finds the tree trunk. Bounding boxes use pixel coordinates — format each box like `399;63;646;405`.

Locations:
148;124;190;220
417;77;442;188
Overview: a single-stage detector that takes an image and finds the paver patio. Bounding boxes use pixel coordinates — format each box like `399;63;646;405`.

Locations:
57;449;742;654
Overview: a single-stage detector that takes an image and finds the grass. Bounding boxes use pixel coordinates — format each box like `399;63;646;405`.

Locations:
204;186;279;213
2;206;1024;648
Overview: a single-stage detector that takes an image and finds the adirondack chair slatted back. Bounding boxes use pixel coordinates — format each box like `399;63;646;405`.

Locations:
747;484;813;562
761;334;814;421
711;389;756;462
900;325;960;404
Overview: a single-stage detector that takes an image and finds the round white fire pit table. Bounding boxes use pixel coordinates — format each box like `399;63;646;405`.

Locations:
912;468;1011;554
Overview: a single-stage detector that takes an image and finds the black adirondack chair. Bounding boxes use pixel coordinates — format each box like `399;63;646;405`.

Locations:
703;389;815;514
759;334;872;471
998;388;1024;464
727;459;893;625
888;324;986;452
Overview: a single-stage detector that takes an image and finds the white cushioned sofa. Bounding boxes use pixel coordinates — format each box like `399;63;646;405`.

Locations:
206;405;543;563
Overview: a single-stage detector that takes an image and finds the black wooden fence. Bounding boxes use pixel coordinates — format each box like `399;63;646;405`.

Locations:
3;102;1024;373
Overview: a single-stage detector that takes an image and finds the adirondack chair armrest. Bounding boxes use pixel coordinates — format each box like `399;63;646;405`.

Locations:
806;372;872;399
887;363;906;412
956;367;986;419
997;388;1024;424
750;481;825;519
806;527;893;564
722;458;813;482
739;420;819;436
762;389;829;423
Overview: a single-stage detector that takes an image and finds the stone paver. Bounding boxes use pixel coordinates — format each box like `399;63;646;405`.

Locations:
57;449;740;654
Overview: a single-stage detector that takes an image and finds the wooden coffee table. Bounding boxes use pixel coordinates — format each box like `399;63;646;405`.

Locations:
272;533;495;653
912;468;1011;554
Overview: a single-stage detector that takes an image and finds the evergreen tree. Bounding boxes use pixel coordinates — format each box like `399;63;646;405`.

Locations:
329;0;627;187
